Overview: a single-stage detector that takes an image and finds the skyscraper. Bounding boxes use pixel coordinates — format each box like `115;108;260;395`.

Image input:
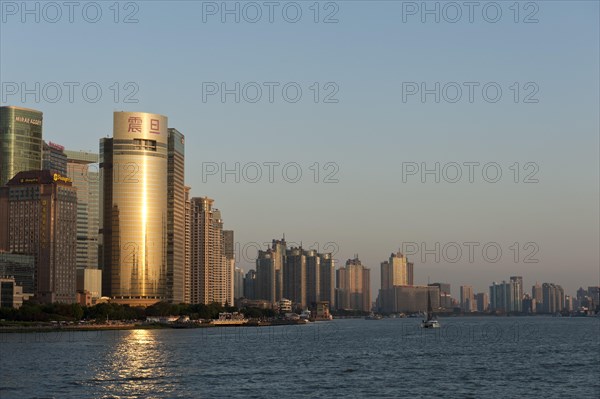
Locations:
167;128;186;304
0;106;43;186
255;238;286;303
460;285;475;312
379;252;416;312
532;282;543;312
284;247;307;308
490;279;524;313
190;197;232;305
244;269;257;300
305;249;320;307
65;150;99;271
510;275;524;312
234;267;244;300
184;185;192;304
336;256;370;312
381;252;412;290
318;252;335;308
43;141;67;175
475;292;489;312
100;111;169;306
542;283;564;314
0;170;77;303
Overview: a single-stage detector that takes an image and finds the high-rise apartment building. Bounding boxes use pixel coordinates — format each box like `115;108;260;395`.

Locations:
475;292;489;312
190;197;232;305
336;257;370;312
184;186;192;304
0;106;43;186
489;279;524;313
460;285;475;312
256;238;286;303
284;247;307;308
244;269;256;299
234;267;244;299
0;170;77;303
542;283;564;314
381;252;413;290
100;111;169;306
318;252;335;308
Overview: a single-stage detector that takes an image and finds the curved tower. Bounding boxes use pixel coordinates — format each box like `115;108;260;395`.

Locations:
101;111;168;305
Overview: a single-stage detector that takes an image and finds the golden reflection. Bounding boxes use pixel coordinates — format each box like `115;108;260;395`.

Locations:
93;329;175;397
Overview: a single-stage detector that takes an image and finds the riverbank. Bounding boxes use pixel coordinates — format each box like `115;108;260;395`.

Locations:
0;318;318;333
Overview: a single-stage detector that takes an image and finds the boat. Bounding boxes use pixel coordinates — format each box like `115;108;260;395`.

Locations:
365;312;383;320
420;290;440;328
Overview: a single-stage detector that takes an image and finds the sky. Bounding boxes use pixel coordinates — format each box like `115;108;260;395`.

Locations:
1;0;599;298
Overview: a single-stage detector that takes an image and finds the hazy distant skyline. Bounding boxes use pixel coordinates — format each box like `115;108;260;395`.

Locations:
1;1;598;296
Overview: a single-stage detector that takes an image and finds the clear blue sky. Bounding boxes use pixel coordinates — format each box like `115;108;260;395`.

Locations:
1;1;598;297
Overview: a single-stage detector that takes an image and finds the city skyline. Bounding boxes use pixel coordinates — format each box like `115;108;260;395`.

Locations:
0;105;596;301
2;2;598;299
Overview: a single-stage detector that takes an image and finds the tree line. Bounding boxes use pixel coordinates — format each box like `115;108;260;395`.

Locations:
0;300;276;322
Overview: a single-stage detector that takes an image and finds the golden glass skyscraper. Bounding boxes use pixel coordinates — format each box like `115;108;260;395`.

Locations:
100;112;169;306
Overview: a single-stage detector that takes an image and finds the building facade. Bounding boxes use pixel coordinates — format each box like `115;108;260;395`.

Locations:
460;285;475;312
255;238;286;303
0;170;77;303
336;257;370;312
167;128;186;304
43;141;67;175
100;111;169;306
0;252;35;295
0;106;43;186
65;150;99;271
190;197;232;305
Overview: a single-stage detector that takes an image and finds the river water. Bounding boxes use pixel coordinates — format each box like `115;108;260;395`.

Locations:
1;317;598;398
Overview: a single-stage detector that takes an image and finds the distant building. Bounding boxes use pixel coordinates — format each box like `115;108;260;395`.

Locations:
489;280;523;313
381;285;440;313
532;282;543;312
475;292;489;312
379;252;416;312
336;256;370;312
43;141;67;175
256;238;286;303
0;277;25;308
278;298;292;313
305;249;320;307
460;285;475;312
190;197;232;305
319;253;335;308
234;267;244;300
65;150;99;271
542;283;564;314
244;269;256;300
184;186;192;303
284;247;307;308
0;170;77;303
0;252;35;295
0;106;43;186
509;276;524;312
588;286;600;310
429;282;452;309
76;268;102;300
